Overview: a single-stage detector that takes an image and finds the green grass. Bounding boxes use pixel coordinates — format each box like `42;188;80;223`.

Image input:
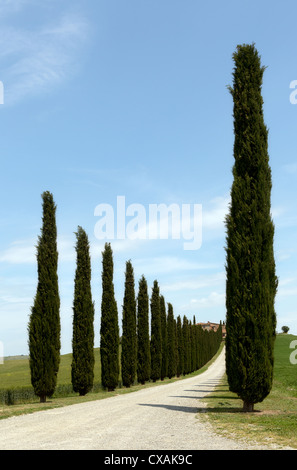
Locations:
0;349;101;388
200;334;297;449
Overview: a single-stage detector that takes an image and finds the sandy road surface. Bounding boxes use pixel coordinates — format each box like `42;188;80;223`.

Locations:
0;348;278;450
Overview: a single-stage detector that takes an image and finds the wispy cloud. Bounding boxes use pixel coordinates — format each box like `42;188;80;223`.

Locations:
161;271;225;293
189;291;225;309
0;5;89;105
0;235;76;264
203;195;230;232
0;238;36;264
282;163;297;175
0;0;30;16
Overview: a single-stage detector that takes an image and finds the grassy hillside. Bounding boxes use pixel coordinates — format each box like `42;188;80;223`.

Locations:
201;334;297;449
0;349;101;389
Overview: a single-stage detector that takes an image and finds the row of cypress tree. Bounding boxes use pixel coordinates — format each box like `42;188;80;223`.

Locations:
28;195;222;401
28;43;278;412
101;245;222;392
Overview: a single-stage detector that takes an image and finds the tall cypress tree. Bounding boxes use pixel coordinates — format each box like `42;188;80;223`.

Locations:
176;315;184;377
28;191;60;403
100;243;120;391
121;260;137;387
71;226;95;396
167;303;177;379
182;316;190;375
150;280;162;382
188;320;193;373
160;295;168;380
225;44;277;411
137;275;151;384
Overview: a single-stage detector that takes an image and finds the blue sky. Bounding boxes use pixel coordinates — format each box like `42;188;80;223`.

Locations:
1;0;297;356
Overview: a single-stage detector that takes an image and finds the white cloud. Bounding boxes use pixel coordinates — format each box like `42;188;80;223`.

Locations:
0;238;36;264
0;0;30;16
161;271;225;293
189;291;225;309
283;163;297;175
0;235;76;264
0;6;89;105
202;195;230;232
133;256;219;277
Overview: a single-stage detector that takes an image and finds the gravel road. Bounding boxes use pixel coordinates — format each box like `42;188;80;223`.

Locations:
0;348;281;450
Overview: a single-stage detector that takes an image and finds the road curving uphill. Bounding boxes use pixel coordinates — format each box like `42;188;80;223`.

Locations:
0;348;280;450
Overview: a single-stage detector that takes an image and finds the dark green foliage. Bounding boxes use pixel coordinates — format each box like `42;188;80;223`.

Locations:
167;303;177;378
121;260;137;387
150;280;162;382
137;275;151;384
176;315;184;377
182;316;190;375
71;227;95;396
225;44;277;411
28;191;61;403
190;320;197;373
100;243;120;391
193;316;199;371
160;295;168;380
188;320;193;373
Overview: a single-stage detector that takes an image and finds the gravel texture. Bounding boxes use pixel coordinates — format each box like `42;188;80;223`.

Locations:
0;348;287;450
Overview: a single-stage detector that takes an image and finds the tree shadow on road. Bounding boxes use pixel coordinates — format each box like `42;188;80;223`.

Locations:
138;403;199;414
137;402;247;414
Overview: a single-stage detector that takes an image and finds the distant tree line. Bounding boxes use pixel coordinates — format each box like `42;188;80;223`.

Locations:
28;193;223;401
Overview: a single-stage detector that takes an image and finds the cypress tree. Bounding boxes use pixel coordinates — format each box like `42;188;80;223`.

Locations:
225;44;277;411
188;320;193;373
137;275;151;384
150;280;162;382
28;191;60;403
160;295;168;380
121;260;137;387
176;315;184;377
100;243;120;391
192;315;198;371
71;227;95;396
196;324;204;369
182;316;190;375
167;303;177;379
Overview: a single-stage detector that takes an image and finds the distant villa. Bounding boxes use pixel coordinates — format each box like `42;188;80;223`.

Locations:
197;321;226;339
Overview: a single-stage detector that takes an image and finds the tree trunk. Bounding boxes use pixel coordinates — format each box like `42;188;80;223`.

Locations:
243;400;254;412
40;395;46;403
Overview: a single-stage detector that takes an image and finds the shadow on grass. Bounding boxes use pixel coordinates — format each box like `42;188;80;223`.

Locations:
196;406;261;414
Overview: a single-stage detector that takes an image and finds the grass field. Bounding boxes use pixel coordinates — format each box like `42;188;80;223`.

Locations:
200;334;297;449
0;349;101;389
